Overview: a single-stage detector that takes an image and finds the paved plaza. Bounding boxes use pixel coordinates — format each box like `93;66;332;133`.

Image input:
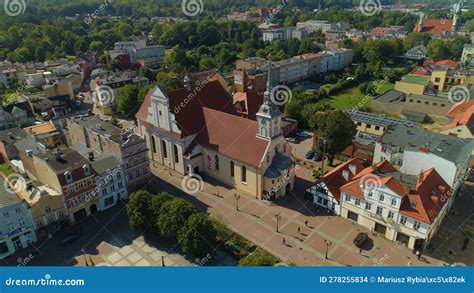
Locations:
150;164;449;267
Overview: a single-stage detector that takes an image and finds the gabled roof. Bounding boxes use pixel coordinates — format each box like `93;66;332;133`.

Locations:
441;105;474;135
233;91;264;120
195;107;269;167
310;158;364;202
136;80;236;138
414;19;454;35
447;100;474;118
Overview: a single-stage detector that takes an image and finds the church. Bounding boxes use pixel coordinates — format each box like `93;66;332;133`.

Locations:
135;72;296;199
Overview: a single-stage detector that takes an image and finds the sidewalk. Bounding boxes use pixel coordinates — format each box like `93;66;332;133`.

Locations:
150;165;446;267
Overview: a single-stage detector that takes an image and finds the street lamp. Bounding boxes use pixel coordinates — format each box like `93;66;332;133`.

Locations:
324;239;332;260
234;193;241;211
275;212;282;233
162;255;165;267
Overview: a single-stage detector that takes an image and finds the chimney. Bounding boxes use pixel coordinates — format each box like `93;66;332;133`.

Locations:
88;152;94;162
54;149;61;160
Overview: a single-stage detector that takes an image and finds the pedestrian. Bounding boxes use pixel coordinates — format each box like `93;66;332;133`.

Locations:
297;227;301;234
305;220;308;227
283;237;286;245
359;247;362;254
416;250;421;260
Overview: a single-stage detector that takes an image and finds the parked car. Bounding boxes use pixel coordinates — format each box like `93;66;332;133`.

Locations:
312;153;323;162
304;150;315;159
60;233;80;246
353;232;368;248
296;131;309;139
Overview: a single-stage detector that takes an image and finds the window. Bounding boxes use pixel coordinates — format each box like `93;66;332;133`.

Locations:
45;206;51;213
118;182;123;189
18;219;25;227
345;194;351;201
413;221;421;230
391;198;397;206
151;136;157;153
379;194;385;202
365;202;371;210
174;145;179;163
3;212;9;219
376;206;383;216
162;140;168;158
0;242;8;254
368;191;373;198
355;198;360;206
388;211;394;219
366;124;371;129
15;207;21;214
215;155;219;171
400;215;407;225
241;166;247;183
230;161;234;177
435;77;440;82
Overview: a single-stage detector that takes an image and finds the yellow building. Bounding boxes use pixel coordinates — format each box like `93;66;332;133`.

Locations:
394;75;430;95
16;181;67;234
24;121;61;148
430;69;473;92
136;77;296;200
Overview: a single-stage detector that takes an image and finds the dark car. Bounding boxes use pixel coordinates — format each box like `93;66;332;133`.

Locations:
353;232;368;248
60;233;80;246
304;150;315;159
312;153;323;162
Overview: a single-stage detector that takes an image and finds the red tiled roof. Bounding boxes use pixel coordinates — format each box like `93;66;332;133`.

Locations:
414;19;454;35
442;105;474;135
311;158;364;202
435;59;459;69
232;91;264;120
399;168;451;224
136;81;236;138
195;107;269;167
352;160;397;181
447;100;474;118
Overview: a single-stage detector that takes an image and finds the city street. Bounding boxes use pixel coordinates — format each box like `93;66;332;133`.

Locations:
150;164;447;267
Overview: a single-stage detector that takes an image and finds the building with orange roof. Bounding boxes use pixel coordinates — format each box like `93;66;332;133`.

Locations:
339;160;452;250
305;158;364;214
136;73;295;200
441;105;474;139
23;121;60;148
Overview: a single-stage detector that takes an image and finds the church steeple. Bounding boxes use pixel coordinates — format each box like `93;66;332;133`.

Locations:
256;62;282;140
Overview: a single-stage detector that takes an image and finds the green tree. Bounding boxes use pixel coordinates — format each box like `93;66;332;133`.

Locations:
127;190;153;229
427;38;450;61
117;84;139;116
157;198;197;240
149;192;174;233
309;110;356;165
178;213;217;258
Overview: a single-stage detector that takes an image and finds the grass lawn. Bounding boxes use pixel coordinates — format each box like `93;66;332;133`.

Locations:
0;162;14;176
325;81;394;110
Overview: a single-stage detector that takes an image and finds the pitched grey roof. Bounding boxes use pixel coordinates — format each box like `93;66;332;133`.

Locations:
90;155;122;175
0;179;22;208
381;125;474;164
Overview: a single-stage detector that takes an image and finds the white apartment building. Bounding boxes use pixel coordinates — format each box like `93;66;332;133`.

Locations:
0;180;37;260
320;49;354;73
297;20;348;33
339;160;451;250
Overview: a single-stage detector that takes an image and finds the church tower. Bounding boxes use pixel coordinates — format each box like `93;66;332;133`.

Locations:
256;63;282;140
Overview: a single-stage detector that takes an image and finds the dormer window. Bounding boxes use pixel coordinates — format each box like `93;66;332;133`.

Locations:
83;165;91;175
65;171;73;183
410;200;417;208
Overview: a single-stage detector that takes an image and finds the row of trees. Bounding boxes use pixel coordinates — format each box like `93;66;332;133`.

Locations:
127;190;281;266
127;190;217;258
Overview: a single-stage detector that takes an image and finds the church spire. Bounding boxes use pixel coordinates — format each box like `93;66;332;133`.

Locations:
264;61;272;102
